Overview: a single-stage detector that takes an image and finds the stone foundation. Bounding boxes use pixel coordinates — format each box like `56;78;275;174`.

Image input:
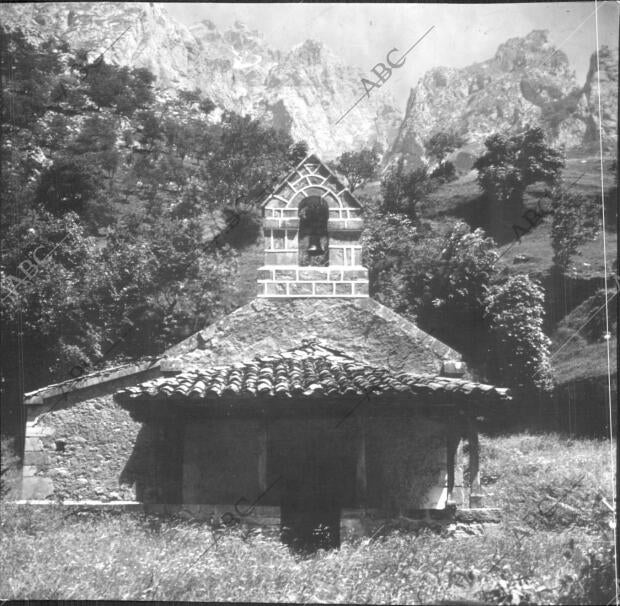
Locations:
10;501;501;534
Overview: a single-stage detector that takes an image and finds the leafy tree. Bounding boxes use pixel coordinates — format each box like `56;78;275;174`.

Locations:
68;114;120;190
362;209;425;313
82;61;155;116
178;88;202;106
197;112;306;243
289;140;309;166
474;127;564;210
413;222;498;360
39;113;72;151
549;186;600;271
380;158;430;222
424;131;466;164
35;156;101;216
363;213;552;391
331;146;380;192
1;210;104;435
429;160;457;183
0;27;64;127
198;97;216;115
101;202;239;355
484;274;552;391
136;109;164;151
0;30;310;441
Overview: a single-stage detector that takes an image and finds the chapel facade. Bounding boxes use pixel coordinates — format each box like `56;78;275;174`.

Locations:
20;154;509;549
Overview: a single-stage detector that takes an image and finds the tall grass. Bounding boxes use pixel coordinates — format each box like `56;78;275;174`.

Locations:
1;433;616;603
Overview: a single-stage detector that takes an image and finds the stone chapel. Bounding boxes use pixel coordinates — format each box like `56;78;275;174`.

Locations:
20;154;510;549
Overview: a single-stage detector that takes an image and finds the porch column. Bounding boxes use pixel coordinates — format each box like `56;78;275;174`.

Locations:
446;415;459;508
467;415;483;508
355;414;367;509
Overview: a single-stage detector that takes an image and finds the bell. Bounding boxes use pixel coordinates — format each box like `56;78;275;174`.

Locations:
307;235;323;255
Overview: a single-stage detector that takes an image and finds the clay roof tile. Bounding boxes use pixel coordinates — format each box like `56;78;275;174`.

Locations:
115;342;511;408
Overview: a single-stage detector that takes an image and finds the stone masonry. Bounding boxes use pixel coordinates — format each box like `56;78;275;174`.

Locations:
257;154;369;298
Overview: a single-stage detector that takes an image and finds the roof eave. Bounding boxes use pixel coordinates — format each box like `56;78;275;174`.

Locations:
24;358;162;405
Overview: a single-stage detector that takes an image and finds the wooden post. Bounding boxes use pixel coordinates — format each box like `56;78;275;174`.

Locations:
355;414;367;510
446;415;459;509
467;414;483;508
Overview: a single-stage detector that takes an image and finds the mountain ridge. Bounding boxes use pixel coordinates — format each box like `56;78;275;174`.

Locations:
388;30;617;167
1;4;616;164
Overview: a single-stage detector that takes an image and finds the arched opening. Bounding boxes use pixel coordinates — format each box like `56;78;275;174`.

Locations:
298;196;329;267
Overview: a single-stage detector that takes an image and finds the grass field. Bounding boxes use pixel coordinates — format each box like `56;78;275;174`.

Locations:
1;433;616;603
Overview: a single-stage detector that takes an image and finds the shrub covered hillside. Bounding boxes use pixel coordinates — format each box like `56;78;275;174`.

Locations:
0;28;308;436
0;433;616;603
359;124;617;434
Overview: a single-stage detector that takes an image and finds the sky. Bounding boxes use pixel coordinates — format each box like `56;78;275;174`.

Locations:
165;2;619;111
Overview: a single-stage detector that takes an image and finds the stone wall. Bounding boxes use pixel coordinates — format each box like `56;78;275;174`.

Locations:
22;391;465;514
23;395;151;501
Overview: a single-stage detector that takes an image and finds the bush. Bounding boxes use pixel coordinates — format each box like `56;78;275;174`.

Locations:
1;436;20;499
560;539;618;605
35;157;102;216
424;131;466;164
430;160;457;183
83;62;155;116
484;275;553;392
380;159;430;221
550;186;600;272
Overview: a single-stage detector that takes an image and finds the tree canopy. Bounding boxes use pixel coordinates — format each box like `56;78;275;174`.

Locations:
549;185;600;272
473;127;565;208
424;130;466;164
362;192;553;393
330;145;381;192
0;28;306;435
379;158;430;222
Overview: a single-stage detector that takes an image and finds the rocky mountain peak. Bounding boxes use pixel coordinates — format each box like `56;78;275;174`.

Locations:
387;30;617;167
582;45;618;149
494;30;554;66
188;19;220;40
290;39;330;64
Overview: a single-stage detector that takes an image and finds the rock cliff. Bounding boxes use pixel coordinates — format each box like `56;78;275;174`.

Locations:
388;31;618;167
0;2;401;159
2;5;615;165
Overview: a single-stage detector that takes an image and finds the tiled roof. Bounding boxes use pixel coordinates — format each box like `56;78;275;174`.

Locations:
115;342;510;407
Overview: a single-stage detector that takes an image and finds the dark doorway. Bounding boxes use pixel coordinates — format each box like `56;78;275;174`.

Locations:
273;425;354;552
